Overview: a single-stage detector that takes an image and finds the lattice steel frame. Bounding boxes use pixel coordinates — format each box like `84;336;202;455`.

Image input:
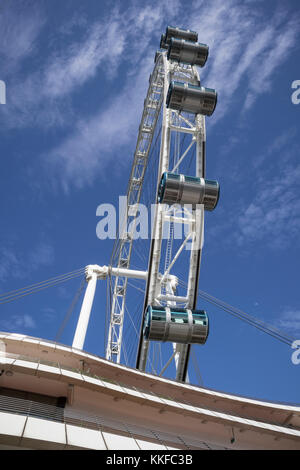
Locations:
108;51;207;383
106;58;165;362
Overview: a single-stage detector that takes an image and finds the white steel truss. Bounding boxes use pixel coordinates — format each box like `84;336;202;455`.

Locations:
106;57;165;362
136;53;206;382
107;50;207;382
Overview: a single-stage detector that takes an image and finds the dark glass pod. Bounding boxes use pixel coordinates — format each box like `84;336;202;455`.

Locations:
143;306;209;344
165;26;198;44
158;172;220;211
167;38;209;67
166;81;217;116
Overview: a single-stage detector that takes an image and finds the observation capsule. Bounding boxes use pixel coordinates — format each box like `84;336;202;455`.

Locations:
165;26;198;44
166;81;217;116
158;172;220;211
167;38;209;67
143;305;209;344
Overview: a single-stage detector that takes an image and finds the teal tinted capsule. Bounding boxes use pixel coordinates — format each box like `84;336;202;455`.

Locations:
166;81;217;116
143;306;209;344
167;38;209;67
165;26;198;44
158;172;220;211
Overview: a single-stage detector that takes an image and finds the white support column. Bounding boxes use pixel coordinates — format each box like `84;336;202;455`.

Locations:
72;267;98;350
110;267;148;280
71;264;148;354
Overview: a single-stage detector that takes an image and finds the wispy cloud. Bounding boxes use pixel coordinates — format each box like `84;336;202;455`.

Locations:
1;9;127;129
206;124;300;253
0;1;45;74
43;0;300;190
254;127;298;169
0;313;36;332
0;242;55;283
2;0;299;190
189;0;300;121
236;163;300;248
44;19;126;99
275;309;300;337
44;54;154;191
0;0;179;130
42;307;56;322
42;1;181;190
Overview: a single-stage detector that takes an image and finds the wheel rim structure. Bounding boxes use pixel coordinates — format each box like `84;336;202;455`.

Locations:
107;27;218;384
107;53;165;363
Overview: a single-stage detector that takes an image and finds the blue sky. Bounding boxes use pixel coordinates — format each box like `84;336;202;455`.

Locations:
0;0;300;404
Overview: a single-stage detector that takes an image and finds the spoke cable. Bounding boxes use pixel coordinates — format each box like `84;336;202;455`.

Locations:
0;270;85;305
0;267;85;301
54;276;86;343
177;279;295;347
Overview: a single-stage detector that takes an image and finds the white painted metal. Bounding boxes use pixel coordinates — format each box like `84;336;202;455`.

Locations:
157;294;188;303
107;55;165;363
165;277;182;375
73;265;148;351
137;53;172;371
136;54;206;382
2;333;300;449
104;40;207;381
109;267;148;280
72;267;98;350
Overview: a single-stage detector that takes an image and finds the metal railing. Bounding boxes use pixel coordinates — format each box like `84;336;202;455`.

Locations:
0;393;226;449
1;350;299;432
0;394;64;422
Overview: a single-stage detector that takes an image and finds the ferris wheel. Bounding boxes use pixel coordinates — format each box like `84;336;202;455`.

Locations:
106;26;219;383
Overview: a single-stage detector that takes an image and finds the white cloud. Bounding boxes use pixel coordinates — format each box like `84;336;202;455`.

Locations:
0;0;179;129
2;0;299;190
0;313;36;332
27;243;55;272
275;309;300;336
42;0;182;190
44;54;154;191
254;128;298;169
189;0;300;121
237;164;300;247
243;21;299;110
0;1;45;73
1;11;127;129
42;307;56;322
0;242;55;283
43;0;300;190
0;249;19;283
44;19;126;98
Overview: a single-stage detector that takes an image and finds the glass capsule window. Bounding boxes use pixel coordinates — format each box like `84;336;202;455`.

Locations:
193;314;207;325
204;87;215;92
184;175;200;183
171;312;188;324
151;307;167;322
167;172;180;180
172;81;185;87
187;83;202;90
